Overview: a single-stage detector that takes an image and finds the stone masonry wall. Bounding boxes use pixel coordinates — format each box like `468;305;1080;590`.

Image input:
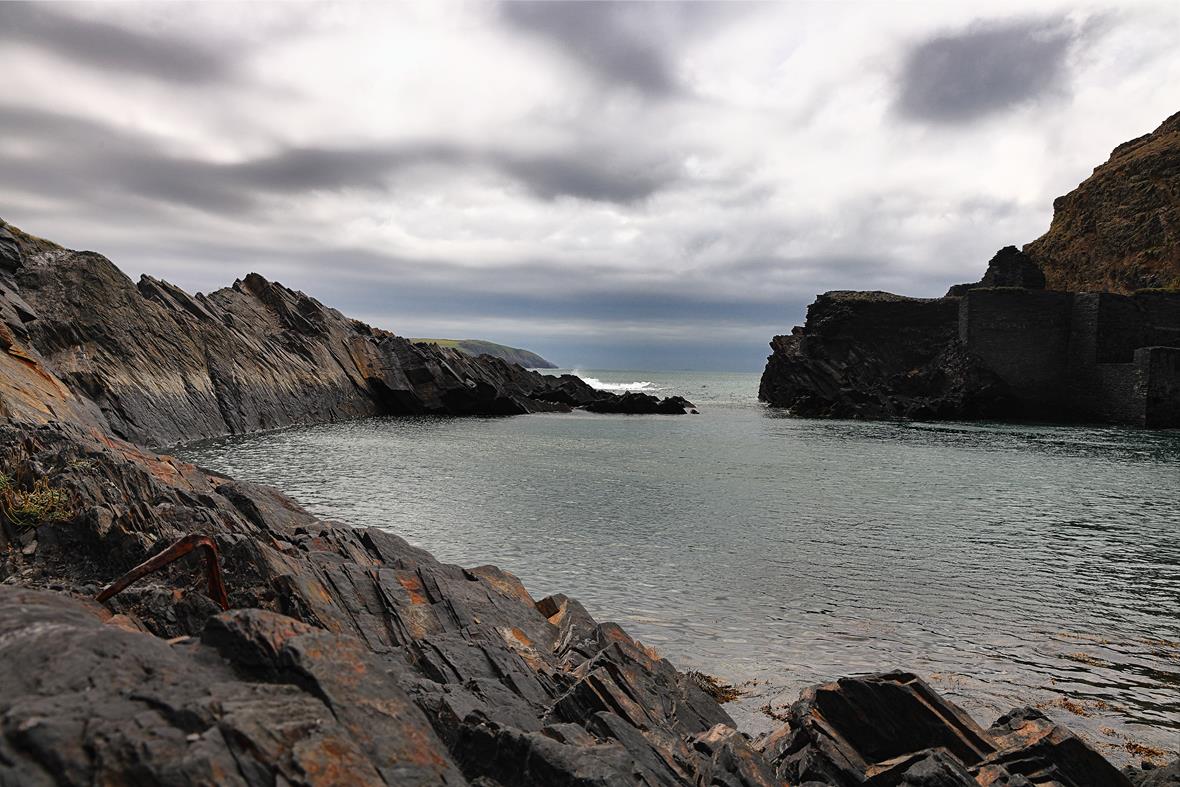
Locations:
959;290;1073;410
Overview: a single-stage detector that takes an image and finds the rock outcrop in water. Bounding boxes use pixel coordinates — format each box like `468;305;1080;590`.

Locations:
0;219;1160;785
760;112;1180;428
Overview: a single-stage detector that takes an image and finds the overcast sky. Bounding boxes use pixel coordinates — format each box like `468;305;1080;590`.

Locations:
2;1;1178;370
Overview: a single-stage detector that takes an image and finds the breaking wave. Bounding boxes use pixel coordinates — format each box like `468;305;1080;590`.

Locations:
580;377;659;393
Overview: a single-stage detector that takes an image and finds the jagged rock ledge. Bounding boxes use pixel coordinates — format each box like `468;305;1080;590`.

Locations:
0;218;692;450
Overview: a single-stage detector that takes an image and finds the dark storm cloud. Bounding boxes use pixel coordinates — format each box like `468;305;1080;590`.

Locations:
896;17;1077;123
0;105;680;214
498;149;679;203
500;1;679;94
0;3;233;84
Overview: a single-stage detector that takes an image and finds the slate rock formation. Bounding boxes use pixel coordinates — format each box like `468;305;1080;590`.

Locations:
756;672;1134;786
758;291;1015;421
0;218;689;448
1025;110;1180;293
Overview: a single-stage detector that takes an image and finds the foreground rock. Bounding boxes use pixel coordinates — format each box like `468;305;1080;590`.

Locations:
0;422;769;786
757;672;1134;786
1;422;1148;785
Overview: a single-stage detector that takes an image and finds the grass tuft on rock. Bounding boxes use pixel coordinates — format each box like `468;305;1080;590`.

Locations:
0;473;75;529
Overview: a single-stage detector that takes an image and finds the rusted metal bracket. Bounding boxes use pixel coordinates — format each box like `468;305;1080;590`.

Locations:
96;534;229;610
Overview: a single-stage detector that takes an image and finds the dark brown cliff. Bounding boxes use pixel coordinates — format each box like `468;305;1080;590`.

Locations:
1024;111;1180;293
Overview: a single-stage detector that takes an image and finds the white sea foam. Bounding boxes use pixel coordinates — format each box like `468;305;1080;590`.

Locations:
580;377;659;392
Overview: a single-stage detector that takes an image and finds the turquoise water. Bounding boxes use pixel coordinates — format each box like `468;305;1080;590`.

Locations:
179;370;1180;762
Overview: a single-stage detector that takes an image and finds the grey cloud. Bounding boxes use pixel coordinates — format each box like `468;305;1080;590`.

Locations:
0;105;680;213
0;3;233;84
499;149;680;203
498;1;747;96
896;17;1078;124
501;1;679;94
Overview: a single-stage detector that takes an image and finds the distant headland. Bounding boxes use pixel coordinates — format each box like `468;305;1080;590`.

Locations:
410;337;557;368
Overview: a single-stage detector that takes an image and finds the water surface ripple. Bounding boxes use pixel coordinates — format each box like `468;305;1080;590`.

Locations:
179;370;1180;763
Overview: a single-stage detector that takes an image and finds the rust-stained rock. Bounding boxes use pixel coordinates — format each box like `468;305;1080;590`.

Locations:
760;671;1133;787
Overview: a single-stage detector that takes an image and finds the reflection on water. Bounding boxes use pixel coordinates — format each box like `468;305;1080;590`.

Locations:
179;371;1180;763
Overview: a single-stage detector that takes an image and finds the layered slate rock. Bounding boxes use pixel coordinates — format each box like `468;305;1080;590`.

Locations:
1025;110;1180;293
757;672;1134;787
0;218;687;449
0;587;465;786
0;422;772;786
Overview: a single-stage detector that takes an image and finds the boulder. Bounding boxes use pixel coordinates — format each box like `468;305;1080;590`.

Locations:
758;671;1132;787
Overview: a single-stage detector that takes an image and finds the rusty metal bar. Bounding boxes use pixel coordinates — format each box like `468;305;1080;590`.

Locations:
95;534;229;610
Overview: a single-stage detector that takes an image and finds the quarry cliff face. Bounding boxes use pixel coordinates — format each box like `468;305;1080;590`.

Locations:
761;112;1180;428
1024;110;1180;293
760;248;1180;427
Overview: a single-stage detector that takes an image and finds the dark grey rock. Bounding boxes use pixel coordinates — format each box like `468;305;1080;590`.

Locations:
947;245;1046;295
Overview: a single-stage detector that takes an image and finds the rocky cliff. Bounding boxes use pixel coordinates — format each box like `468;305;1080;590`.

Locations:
1025;111;1180;293
761;111;1180;427
0;220;1165;785
0;219;690;448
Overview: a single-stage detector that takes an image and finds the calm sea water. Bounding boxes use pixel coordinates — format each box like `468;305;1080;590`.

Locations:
178;370;1180;763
